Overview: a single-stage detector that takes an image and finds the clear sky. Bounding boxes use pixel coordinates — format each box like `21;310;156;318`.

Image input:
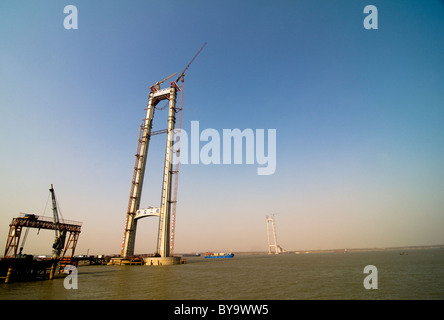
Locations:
1;0;444;255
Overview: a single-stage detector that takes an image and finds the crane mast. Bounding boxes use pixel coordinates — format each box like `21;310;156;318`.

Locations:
170;42;206;255
50;184;66;259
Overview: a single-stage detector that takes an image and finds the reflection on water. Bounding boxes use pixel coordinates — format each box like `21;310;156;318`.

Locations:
1;249;443;300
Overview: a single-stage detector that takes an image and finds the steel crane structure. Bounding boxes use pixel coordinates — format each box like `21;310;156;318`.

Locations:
2;185;82;282
50;184;67;259
120;43;206;260
170;42;207;255
3;185;82;261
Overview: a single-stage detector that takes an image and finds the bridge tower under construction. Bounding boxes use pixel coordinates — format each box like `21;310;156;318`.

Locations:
121;79;179;260
266;214;284;254
118;43;206;265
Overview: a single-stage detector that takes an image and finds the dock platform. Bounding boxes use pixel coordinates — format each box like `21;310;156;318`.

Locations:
0;257;59;283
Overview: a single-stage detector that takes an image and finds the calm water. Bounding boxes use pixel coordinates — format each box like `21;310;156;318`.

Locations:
1;249;443;300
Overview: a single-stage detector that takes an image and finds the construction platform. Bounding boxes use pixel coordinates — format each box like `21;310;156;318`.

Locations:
108;256;184;266
0;256;62;284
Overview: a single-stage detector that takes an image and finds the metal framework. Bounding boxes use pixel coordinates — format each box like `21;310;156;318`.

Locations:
3;214;82;260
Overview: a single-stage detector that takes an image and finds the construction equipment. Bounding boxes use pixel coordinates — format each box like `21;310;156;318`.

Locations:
49;184;67;259
150;72;177;93
18;227;30;256
175;42;207;83
1;186;82;283
169;42;206;255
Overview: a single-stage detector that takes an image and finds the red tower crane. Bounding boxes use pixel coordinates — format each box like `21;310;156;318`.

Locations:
169;42;206;255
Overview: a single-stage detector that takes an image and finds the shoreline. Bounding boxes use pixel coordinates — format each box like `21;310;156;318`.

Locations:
230;244;444;255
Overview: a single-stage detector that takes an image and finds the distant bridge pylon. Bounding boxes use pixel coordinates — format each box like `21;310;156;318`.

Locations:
266;214;283;254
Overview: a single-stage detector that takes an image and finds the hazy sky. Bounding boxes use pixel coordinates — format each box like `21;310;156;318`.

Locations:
1;0;444;255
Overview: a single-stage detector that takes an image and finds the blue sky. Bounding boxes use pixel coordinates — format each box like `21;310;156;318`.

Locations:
1;0;444;255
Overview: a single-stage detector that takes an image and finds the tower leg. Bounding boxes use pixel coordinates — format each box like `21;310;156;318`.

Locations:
121;94;156;258
157;86;177;257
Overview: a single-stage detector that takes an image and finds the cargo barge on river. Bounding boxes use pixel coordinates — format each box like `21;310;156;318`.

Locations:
204;252;234;259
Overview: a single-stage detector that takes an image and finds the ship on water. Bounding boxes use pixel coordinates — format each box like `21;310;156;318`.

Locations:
204;252;234;259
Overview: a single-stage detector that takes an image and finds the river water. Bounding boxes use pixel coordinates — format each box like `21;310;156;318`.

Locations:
1;249;443;300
